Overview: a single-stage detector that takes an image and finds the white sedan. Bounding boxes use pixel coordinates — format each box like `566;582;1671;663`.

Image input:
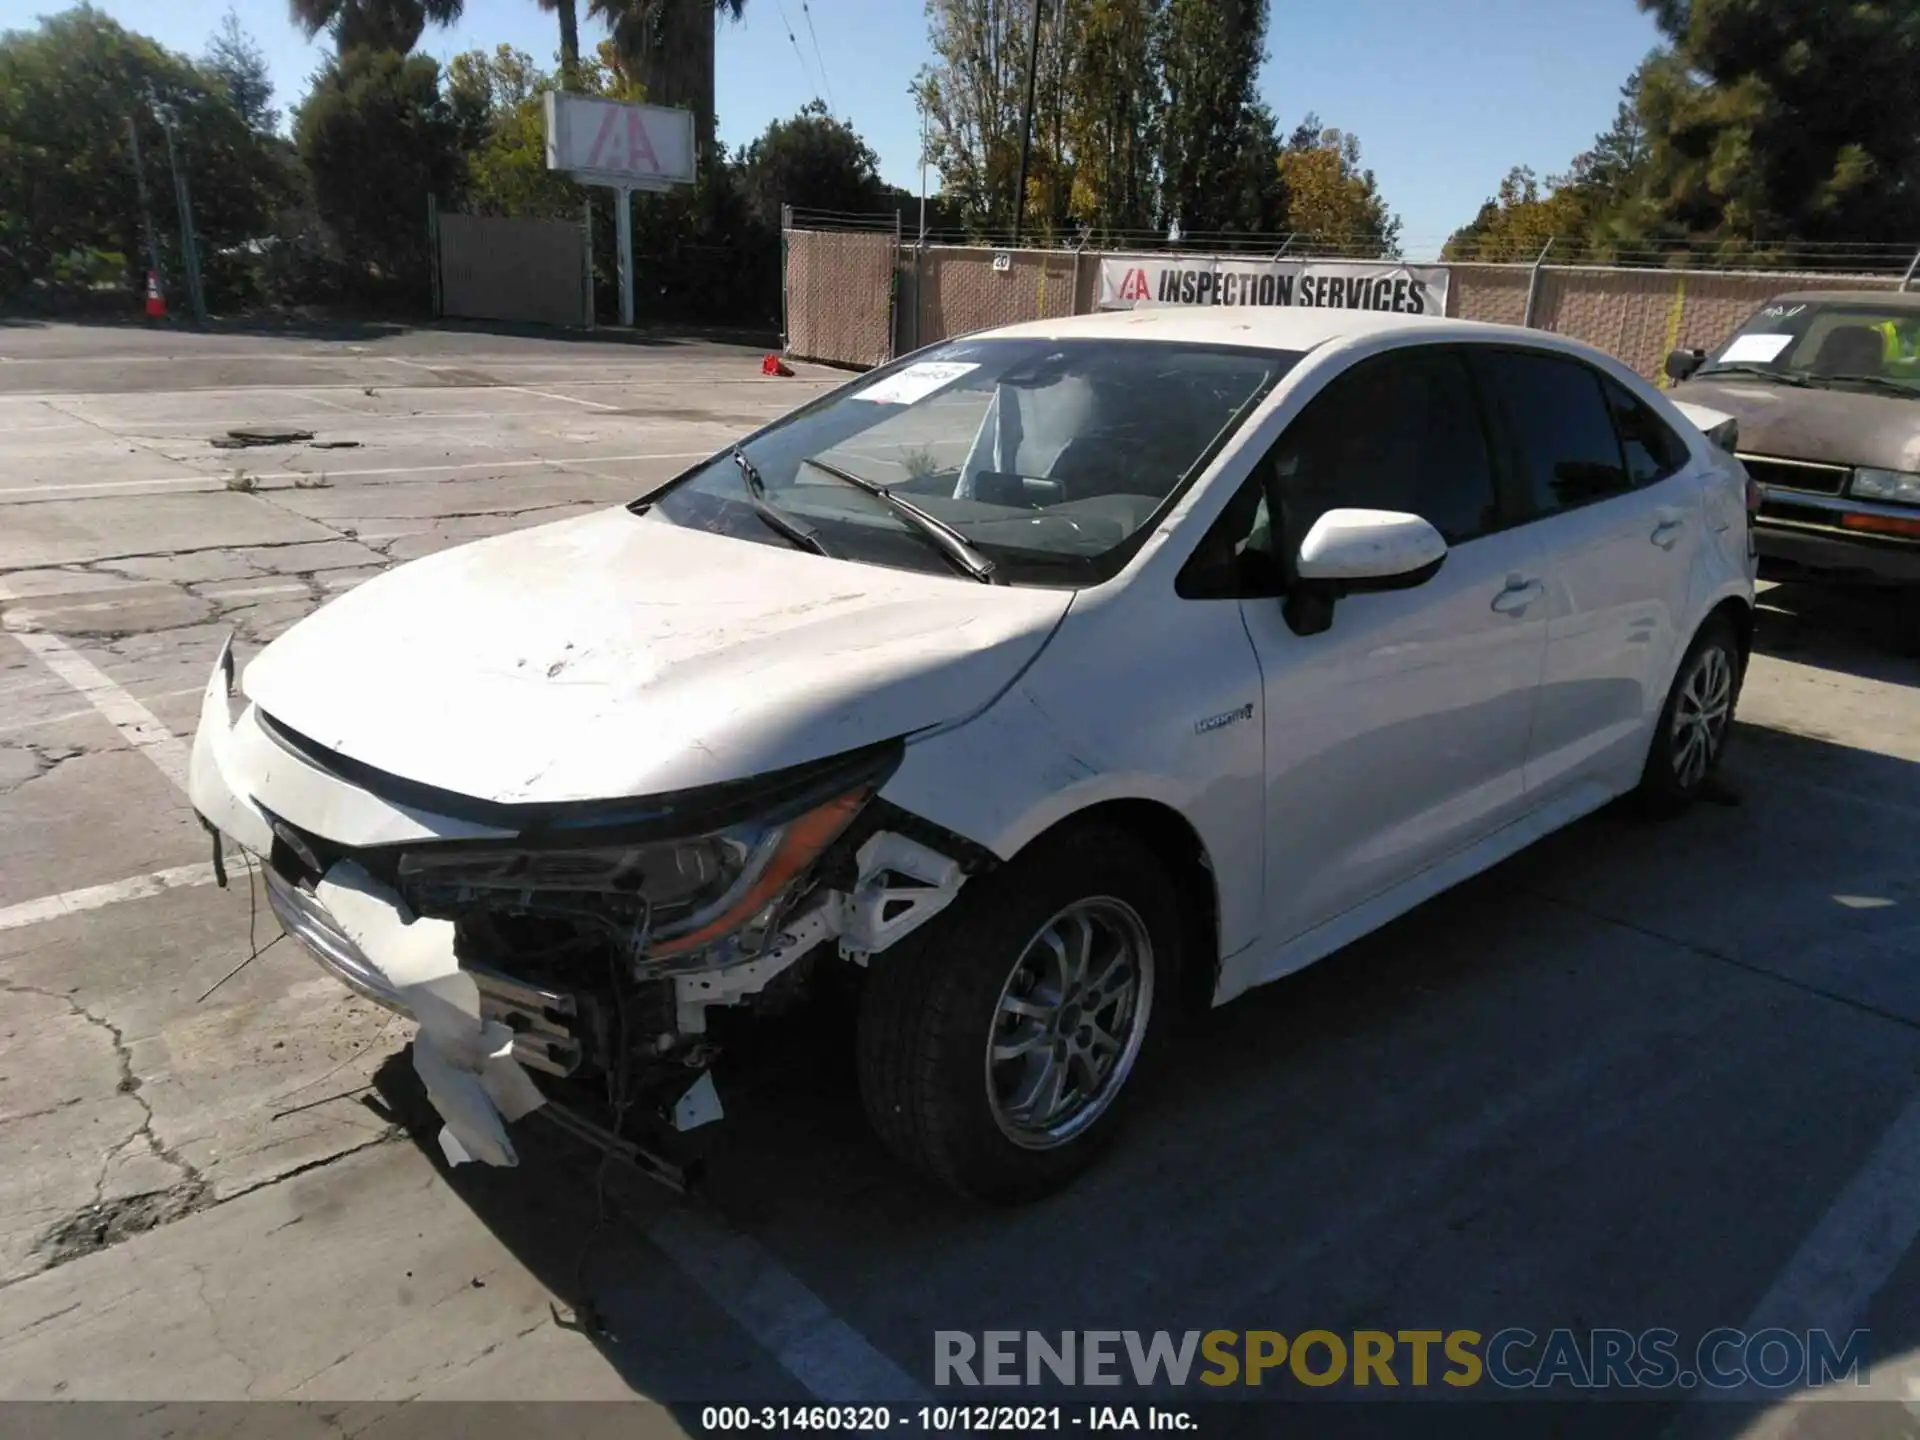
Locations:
189;308;1757;1201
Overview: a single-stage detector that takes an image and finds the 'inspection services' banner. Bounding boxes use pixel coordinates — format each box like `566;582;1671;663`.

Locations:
1100;254;1450;316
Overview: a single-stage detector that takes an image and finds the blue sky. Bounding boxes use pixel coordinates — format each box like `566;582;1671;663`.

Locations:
1;0;1666;256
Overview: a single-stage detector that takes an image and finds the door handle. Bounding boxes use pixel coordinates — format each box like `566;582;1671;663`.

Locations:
1491;578;1544;615
1651;508;1687;550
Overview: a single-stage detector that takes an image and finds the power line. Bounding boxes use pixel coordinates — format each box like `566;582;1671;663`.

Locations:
770;0;820;100
798;0;836;114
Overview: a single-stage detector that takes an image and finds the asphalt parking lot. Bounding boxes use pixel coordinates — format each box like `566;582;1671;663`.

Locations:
2;319;1919;1438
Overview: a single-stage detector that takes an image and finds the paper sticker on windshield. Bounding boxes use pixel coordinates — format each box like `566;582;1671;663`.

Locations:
852;362;979;405
1720;333;1794;364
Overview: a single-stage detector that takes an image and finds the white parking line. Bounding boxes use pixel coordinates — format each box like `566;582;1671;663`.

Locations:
0;685;199;738
1662;1090;1920;1435
0;571;916;1404
0;862;225;932
0;585;191;793
0;450;716;499
1736;1092;1920;1382
510;385;621;411
381;355;621;413
648;1209;930;1403
196;582;315;602
2;585;308;626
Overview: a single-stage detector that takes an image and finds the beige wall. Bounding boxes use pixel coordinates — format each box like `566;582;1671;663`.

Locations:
1452;262;1904;382
787;229;1909;382
437;213;587;329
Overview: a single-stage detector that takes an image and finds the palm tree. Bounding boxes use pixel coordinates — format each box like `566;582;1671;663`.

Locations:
538;0;582;87
588;0;746;160
289;0;465;54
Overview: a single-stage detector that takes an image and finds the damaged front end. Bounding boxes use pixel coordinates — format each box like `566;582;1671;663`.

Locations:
188;635;980;1188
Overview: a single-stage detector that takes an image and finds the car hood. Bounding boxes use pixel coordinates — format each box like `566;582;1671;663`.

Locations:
1669;377;1920;471
240;507;1072;805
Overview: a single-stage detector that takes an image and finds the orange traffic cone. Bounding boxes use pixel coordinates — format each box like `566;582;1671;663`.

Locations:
761;354;792;377
144;270;166;320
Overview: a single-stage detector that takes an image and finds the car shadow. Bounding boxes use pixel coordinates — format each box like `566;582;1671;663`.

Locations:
1753;578;1919;686
365;706;1920;1438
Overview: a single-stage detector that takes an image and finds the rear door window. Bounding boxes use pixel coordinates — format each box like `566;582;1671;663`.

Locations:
1470;348;1630;518
1603;376;1691;487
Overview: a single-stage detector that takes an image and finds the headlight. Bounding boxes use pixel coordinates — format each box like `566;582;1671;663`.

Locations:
1850;468;1920;506
396;785;871;960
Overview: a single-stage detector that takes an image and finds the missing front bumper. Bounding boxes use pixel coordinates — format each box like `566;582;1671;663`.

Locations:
264;868;587;1078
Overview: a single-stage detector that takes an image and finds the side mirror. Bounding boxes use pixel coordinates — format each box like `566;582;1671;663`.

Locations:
1665;347;1706;383
1285;508;1448;637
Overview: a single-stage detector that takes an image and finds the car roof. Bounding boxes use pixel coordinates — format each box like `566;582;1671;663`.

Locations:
1762;289;1920;310
972;306;1554;354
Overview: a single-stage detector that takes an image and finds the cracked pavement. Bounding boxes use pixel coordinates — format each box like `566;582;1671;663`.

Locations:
0;324;849;1405
4;323;1920;1436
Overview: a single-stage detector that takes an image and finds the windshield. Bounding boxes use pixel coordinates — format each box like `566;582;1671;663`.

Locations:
636;337;1298;586
1699;299;1920;396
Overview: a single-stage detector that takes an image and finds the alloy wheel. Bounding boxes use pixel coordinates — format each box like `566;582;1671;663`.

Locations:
985;896;1154;1150
1671;643;1734;788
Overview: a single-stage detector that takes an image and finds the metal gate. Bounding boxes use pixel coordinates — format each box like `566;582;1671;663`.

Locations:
782;218;899;368
435;212;591;328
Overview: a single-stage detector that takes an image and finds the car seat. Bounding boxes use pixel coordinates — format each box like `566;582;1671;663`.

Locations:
1809;325;1885;377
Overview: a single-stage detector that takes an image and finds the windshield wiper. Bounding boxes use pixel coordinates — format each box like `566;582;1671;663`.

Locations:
1695;364;1811;386
798;455;1001;584
1806;373;1919;396
733;446;833;558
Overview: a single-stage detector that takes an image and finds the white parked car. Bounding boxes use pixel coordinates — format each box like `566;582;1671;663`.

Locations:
190;309;1757;1201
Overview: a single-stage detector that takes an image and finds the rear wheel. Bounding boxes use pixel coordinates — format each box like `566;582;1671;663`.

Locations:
855;825;1179;1203
1894;590;1920;658
1636;615;1741;816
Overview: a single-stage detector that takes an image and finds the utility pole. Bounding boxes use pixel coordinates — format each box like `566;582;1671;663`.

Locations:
125;116;165;305
917;95;929;245
151;88;207;325
1011;0;1045;245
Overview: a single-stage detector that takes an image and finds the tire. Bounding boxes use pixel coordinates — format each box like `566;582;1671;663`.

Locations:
1636;614;1742;817
856;823;1181;1203
1894;590;1920;658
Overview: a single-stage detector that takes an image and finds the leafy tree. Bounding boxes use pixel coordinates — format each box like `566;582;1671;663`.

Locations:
915;0;1032;233
1566;59;1651;204
1059;0;1158;234
202;9;277;132
289;0;466;56
1153;0;1268;235
738;100;889;226
1442;166;1594;260
1274;118;1401;256
916;0;1307;241
448;40;640;216
1626;0;1920;244
1217;100;1287;236
592;0;747;163
1454;5;1920;260
293;47;465;287
1442;63;1652;262
0;5;288;301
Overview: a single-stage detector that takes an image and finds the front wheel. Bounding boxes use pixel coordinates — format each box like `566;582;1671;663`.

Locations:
855;825;1180;1203
1636;615;1742;816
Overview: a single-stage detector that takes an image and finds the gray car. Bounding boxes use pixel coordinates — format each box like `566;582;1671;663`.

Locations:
1667;289;1920;646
